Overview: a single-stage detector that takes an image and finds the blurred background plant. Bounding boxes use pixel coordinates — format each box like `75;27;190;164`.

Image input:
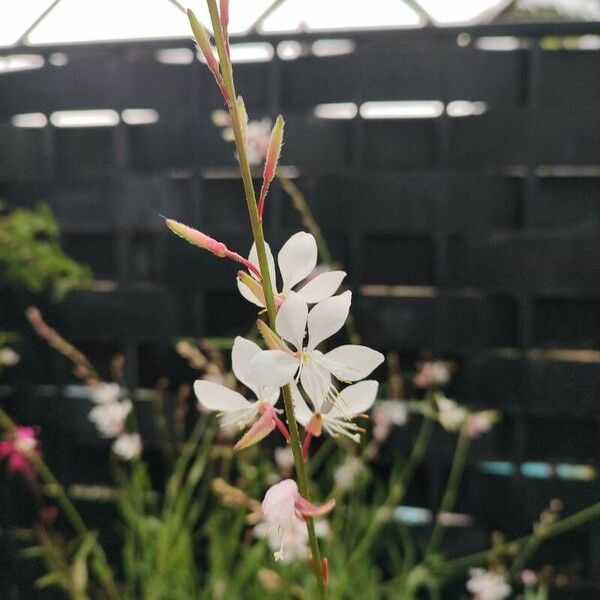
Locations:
0;202;92;301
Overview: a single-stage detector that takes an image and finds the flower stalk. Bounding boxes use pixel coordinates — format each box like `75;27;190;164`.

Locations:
191;2;328;595
425;431;471;557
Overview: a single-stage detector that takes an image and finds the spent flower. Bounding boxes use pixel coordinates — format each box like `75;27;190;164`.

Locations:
0;426;38;478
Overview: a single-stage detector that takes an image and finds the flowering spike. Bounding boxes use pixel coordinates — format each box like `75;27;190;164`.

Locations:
258;115;285;221
187;9;230;104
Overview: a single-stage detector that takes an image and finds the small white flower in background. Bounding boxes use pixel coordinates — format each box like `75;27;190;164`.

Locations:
333;456;364;491
274;446;295;473
293;380;378;443
246;119;272;165
194;337;288;451
372;400;408;441
89;400;132;438
463;410;499;438
237;232;346;308
436;397;499;438
91;382;121;405
259;479;335;562
112;433;142;461
466;568;511;600
250;291;383;410
521;570;537;587
436;396;469;432
213;110;272;166
414;360;452;388
0;347;20;366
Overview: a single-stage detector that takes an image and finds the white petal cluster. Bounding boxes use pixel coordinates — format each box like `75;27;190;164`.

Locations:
466;568;512;600
238;232;346;308
88;384;141;461
193;231;383;449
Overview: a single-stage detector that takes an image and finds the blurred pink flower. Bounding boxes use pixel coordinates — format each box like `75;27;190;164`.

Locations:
0;426;38;478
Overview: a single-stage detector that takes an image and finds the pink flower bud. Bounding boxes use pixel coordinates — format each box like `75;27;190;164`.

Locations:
166;218;228;257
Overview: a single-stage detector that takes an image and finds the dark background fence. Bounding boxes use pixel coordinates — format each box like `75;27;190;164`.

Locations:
1;19;600;597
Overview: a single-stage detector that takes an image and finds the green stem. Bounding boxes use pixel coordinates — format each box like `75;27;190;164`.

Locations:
205;2;326;596
425;432;471;557
346;416;434;569
0;407;118;597
440;501;600;577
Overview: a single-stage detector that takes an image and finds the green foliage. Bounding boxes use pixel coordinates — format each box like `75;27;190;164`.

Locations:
0;202;92;300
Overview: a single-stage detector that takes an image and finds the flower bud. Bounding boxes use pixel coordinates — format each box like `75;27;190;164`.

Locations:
187;9;218;72
256;319;290;352
165;218;228;257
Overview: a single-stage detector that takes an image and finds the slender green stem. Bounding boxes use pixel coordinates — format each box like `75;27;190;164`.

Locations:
439;501;600;577
205;2;326;595
425;432;471;557
0;407;118;597
346;416;434;569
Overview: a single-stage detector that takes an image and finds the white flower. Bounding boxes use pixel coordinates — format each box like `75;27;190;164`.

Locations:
333;456;364;491
249;291;383;411
89;400;132;438
112;433;142;461
274;446;295;473
246;118;272;165
466;568;512;600
414;360;452;388
237;232;346;308
254;517;329;564
372;400;408;441
463;410;499;438
259;479;334;562
293;380;378;443
194;337;285;451
91;383;121;405
436;397;469;432
0;347;20;366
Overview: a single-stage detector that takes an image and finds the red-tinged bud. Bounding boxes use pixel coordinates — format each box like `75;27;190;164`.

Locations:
257;115;285;220
165;218;227;257
322;558;330;585
188;9;218;72
187;9;230;105
220;0;230;59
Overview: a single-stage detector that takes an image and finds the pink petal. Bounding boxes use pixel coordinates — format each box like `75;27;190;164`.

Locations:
233;411;276;451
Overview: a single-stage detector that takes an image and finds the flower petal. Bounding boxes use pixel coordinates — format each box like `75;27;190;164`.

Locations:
295;495;336;518
300;357;332;412
307;291;352;350
276;291;308;351
295;271;346;304
233;410;276;451
231;336;262;393
320;345;384;382
278;232;317;292
327;380;378;419
194;380;252;413
249;241;277;287
291;386;314;426
219;407;258;428
248;350;299;388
